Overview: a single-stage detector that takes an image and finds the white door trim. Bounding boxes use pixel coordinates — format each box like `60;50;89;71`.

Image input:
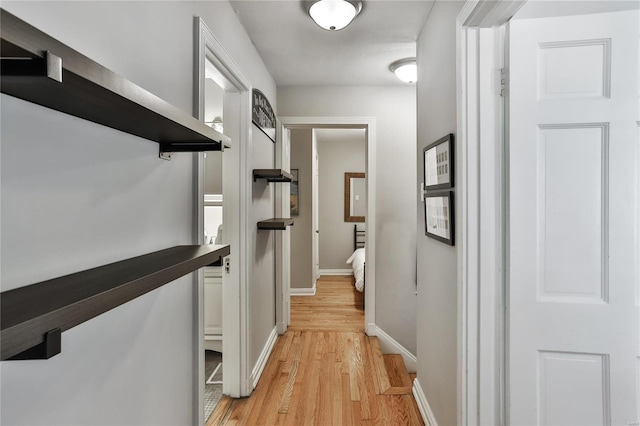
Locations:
275;118;290;334
312;133;320;286
455;2;525;425
278;116;377;335
194;17;254;408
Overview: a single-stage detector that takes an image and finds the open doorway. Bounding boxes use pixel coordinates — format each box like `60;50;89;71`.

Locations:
289;128;366;293
201;61;225;421
276;117;377;336
288;127;367;331
194;16;253;425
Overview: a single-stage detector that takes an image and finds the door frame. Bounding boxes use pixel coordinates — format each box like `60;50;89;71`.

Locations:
277;116;377;335
193;17;254;420
455;1;525;425
311;135;320;285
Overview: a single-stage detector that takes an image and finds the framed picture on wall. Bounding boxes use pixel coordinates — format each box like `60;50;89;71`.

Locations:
424;133;454;190
290;169;299;216
424;191;454;245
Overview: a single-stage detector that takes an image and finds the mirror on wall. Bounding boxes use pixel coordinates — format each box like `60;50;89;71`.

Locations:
344;172;366;222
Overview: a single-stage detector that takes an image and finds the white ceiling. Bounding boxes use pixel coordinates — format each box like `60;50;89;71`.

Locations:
229;0;435;87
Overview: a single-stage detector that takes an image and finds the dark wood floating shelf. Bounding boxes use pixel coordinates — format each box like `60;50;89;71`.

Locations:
257;218;295;230
253;169;293;183
0;9;230;154
0;244;230;361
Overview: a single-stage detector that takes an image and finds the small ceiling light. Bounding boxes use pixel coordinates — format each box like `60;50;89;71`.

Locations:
390;58;418;83
306;0;363;31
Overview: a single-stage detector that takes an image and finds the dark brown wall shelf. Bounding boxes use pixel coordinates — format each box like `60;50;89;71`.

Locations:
1;244;230;361
257;218;295;230
0;9;230;154
253;169;293;183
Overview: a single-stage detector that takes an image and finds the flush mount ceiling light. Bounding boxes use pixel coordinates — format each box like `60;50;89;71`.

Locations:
390;58;417;83
305;0;363;31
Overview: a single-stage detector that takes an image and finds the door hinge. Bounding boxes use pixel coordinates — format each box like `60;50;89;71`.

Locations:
419;182;426;202
224;257;231;274
499;68;507;97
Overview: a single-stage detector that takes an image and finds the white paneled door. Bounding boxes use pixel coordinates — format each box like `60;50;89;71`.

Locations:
509;9;639;426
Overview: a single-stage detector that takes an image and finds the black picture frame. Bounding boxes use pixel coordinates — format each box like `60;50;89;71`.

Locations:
423;133;454;190
424;191;454;246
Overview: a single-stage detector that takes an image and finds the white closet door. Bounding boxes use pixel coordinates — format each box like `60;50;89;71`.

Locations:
509;9;639;425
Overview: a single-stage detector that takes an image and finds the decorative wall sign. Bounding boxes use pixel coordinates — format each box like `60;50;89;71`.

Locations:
424;191;454;245
252;89;276;142
290;169;299;216
424;133;454;190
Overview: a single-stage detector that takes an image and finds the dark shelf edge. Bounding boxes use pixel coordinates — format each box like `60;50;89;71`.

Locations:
0;9;230;151
253;169;293;183
0;244;230;361
257;218;295;230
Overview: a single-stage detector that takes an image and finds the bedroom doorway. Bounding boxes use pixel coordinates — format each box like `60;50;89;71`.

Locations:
276;117;377;336
289;128;365;293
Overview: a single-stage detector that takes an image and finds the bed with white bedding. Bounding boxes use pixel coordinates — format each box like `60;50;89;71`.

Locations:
346;225;365;292
346;247;365;292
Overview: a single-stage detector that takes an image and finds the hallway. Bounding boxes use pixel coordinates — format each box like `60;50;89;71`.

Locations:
208;276;423;425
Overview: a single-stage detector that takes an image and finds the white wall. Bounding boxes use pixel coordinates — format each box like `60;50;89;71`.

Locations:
316;130;365;270
251;127;276;366
290;129;314;289
0;1;276;424
415;1;465;425
205;152;223;195
278;86;417;355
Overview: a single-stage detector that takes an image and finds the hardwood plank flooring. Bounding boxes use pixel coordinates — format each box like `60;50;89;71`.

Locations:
289;276;364;333
208;276;423;425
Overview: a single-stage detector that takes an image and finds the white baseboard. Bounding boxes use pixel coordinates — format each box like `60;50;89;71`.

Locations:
413;378;438;426
250;326;278;389
374;325;418;373
365;322;377;336
318;269;353;276
290;287;316;296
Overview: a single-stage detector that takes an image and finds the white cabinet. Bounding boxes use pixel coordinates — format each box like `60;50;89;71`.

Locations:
204;266;223;352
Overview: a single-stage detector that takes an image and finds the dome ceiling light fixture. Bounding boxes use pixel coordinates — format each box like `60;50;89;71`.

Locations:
389;58;417;83
305;0;363;31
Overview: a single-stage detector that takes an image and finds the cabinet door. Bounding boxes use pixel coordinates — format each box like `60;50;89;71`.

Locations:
204;267;223;336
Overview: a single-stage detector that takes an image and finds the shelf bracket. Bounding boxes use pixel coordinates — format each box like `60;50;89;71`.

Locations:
1;51;62;82
7;328;62;361
159;140;226;160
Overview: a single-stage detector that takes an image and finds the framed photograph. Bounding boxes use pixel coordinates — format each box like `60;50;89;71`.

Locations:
290;169;299;216
423;133;454;190
424;191;454;245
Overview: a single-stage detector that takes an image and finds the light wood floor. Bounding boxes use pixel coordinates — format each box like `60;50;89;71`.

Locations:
289;275;364;333
208;276;423;425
